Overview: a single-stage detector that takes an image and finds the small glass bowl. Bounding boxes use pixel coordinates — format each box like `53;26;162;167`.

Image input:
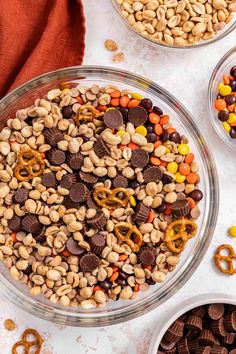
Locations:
208;46;236;151
110;0;236;50
0;66;219;326
148;293;236;354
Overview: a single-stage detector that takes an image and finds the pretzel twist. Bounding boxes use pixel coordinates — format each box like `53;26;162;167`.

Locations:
214;244;236;275
114;222;143;253
74;104;103;126
164;219;197;254
93;187;130;209
12;328;43;354
14;148;45;182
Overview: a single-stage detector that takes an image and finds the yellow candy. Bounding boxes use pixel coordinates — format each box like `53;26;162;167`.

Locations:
131;92;143;100
165;147;171;153
219;85;232;96
218;82;224;91
135;126;147;136
228;113;236;124
175;172;186;183
167;162;178;174
223;121;231;132
229;226;236;237
116;130;126;137
106;107;116;111
170;229;175;237
129;195;136;207
178;144;190;155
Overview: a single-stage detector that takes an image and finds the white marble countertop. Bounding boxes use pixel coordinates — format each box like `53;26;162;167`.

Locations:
1;1;236;353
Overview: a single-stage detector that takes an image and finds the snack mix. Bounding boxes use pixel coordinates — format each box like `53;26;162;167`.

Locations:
158;303;236;353
0;83;203;308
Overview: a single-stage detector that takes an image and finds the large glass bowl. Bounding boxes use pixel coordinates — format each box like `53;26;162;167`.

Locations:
110;0;236;50
208;46;236;151
0;66;219;326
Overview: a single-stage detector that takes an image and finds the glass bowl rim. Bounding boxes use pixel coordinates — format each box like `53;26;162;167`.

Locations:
0;65;219;326
110;0;236;50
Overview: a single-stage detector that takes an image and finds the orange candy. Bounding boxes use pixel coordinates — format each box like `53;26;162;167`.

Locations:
154;123;163;136
77;96;83;105
167;127;176;135
109;271;119;283
150;156;161;166
62;250;70;257
154;140;162;148
149;112;160;124
215;99;226;111
186;172;198;184
11;232;17;243
147;210;155;223
179;162;191;176
128;99;140;109
110;90;121;98
160;115;169;126
111;98;120;107
164;204;172;215
120;96;130;108
186;197;195;209
97;105;107;112
185;153;194;164
119;254;128;261
128;142;139;150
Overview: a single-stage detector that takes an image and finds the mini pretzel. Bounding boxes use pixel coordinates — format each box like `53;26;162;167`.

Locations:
164;219;197;254
114;222;142;253
14;148;45;182
93;187;130;209
74;104;103;126
214;244;236;275
12;328;43;354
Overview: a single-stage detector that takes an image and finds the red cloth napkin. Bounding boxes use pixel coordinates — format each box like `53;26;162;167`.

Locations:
0;0;86;98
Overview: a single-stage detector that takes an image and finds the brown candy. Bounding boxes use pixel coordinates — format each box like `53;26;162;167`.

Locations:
208;304;225;320
42;172;57;188
8;215;21;232
138;246;156;266
89;234;105;255
86;193;98;209
80;253;99;272
103;109;124;129
69;183;89;203
44;128;63;147
66;152;83;170
135;203;150;225
14;188;29;205
47;148;66;166
113;175;128;188
66;237;85;255
63;195;79;209
130;149;149;169
128;106;147;126
93;137;110;158
22;215;42;234
171;199;190;218
79;171;98;186
87;211;107;230
143;166;163;183
60;174;78;189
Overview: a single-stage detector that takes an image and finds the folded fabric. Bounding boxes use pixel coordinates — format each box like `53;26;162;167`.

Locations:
0;0;86;98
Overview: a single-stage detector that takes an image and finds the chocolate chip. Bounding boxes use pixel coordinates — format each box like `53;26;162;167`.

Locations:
87;211;106;230
135;203;150;225
128;180;140;189
162;173;174;185
93;138;110;158
63;195;79;209
61;105;73;118
44;128;63;147
153;106;163;116
230;65;236;79
118;107;128;120
117;278;127;287
103;109;124;129
99;280;112;290
113;175;128;188
60;174;78;189
119;270;129;280
140;98;153;111
8;215;21;232
80;253;99;272
208;304;225;320
160;131;169;142
130;149;149;169
66;237;85;255
69;183;89;203
23;265;32;275
42;172;56;188
189;189;203;202
230;127;236;139
169;131;181;144
156;202;166;213
22;215;41;234
79;172;98;186
138;246;156;266
128;106;147;126
147;133;157;143
171;199;190;218
143;166;163;183
89;234;105;255
14;188;29;205
218;111;229;122
66;152;83;170
47;148;66;165
225;95;236;105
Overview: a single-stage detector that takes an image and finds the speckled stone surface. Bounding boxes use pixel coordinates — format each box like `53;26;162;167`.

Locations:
0;1;236;353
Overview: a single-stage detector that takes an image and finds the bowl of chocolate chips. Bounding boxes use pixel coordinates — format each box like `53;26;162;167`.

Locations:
0;66;218;326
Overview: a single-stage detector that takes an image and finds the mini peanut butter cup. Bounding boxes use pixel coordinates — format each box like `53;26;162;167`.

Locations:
66;237;85;255
66;152;83;170
187;338;199;352
89;234;105;255
93;137;110;158
63;195;79;209
196;347;211;354
8;215;21;232
69;183;89;203
80;253;99;272
224;311;236;331
222;333;235;344
87;211;106;230
171;199;190;218
211;317;227;336
138;246;156;266
103;109;124;129
135;203;150;225
128;106;147;126
22;215;42;234
208;304;225;320
47;148;66;166
60;173;78;189
130;149;149;169
164;320;184;343
162;173;174;185
211;345;228;354
113;175;128;188
160;338;176;350
198;330;216;346
143;166;163;183
186;315;203;332
44;128;64;147
177;338;190;354
14;188;29;205
34;226;46;243
86;193;98;209
229;350;236;354
42;172;57;188
192;306;206;318
79;171;98;187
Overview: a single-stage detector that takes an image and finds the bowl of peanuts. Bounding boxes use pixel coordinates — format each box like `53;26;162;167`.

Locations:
0;66;218;326
208;46;236;150
111;0;236;49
